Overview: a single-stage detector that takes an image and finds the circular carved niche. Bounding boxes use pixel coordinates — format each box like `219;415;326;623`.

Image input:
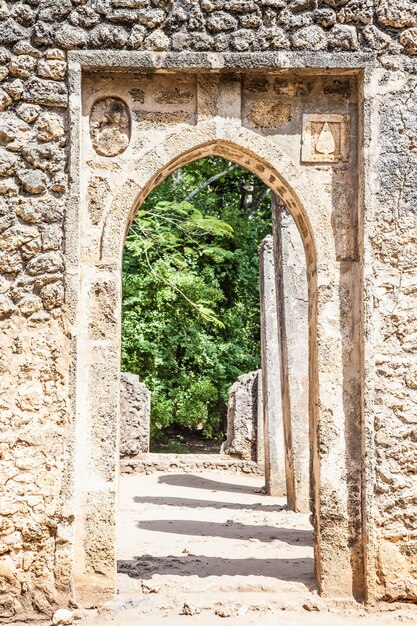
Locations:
89;97;131;157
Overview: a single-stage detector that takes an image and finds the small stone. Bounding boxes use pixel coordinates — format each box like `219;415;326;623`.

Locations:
314;7;336;28
35;112;65;142
40;282;64;310
0;89;12;111
89;24;129;48
0;150;17;176
38;0;72;22
45;48;66;60
23;76;68;107
0;294;15;319
19;294;43;317
338;0;372;25
180;602;201;615
0;47;10;65
27;309;50;325
9;53;37;78
215;603;240;617
0;66;8;81
376;0;417;29
128;24;147;49
17;169;48;194
32;21;55;47
16;102;40;124
12;40;41;57
0;177;18;195
69;6;100;29
4;79;24;101
362;25;392;51
0;18;29;46
54;24;88;49
327;24;359;50
144;29;169;51
26;251;63;276
400;28;417;54
207;11;238;31
231;28;255;51
37;58;67;81
139;8;165;28
49;172;67;193
292;24;328;50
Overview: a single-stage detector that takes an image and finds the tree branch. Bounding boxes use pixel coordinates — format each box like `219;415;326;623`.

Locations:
183;165;237;202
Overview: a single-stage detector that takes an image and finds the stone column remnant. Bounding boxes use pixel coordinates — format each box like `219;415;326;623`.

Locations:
221;370;262;462
120;373;151;457
259;234;287;497
272;197;310;513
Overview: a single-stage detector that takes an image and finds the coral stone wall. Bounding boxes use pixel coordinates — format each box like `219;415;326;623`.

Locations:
1;0;417;54
0;0;416;620
367;68;417;601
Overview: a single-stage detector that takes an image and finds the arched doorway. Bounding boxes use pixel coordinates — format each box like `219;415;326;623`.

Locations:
71;123;362;604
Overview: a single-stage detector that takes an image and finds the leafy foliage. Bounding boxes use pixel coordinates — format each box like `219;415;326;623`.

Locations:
121;157;272;441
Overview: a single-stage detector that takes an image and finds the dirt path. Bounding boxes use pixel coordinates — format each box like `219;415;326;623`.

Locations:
75;470;417;625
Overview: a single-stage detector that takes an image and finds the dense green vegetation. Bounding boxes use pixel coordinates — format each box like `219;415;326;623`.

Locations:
121;157;272;443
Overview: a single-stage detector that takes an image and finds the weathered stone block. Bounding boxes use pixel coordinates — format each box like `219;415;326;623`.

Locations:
120;373;151;457
221;370;262;462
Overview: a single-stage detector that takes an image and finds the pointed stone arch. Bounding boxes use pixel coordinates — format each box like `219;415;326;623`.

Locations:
72;121;362;604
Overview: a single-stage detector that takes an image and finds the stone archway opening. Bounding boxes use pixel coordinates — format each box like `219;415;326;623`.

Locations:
115;154;313;604
74;80;361;604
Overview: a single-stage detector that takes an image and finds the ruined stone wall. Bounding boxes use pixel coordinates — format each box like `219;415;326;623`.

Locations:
0;0;416;54
0;0;415;619
120;372;150;457
222;370;262;462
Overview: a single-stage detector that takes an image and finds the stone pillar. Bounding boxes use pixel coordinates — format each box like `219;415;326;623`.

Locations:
256;372;265;467
221;370;261;462
272;196;309;513
259;235;287;497
120;373;151;457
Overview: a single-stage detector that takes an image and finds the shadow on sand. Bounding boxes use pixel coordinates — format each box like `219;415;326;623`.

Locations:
133;495;285;513
117;554;315;588
136;519;313;546
157;474;265;495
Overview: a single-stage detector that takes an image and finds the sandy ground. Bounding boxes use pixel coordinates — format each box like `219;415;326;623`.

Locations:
70;470;417;625
24;469;414;626
117;471;314;597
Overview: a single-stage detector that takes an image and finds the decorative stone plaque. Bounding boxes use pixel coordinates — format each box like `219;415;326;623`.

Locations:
90;97;131;157
301;114;349;163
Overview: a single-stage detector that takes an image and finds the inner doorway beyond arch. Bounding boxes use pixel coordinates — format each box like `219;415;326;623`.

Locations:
116;155;313;598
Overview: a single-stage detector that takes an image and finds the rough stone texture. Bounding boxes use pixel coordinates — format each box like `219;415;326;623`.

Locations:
120;372;151;457
0;0;415;56
221;370;262;462
365;70;417;603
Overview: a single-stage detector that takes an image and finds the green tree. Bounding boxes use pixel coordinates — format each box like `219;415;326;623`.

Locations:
121;157;272;442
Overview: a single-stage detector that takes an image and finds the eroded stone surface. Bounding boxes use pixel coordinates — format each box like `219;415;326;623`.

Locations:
222;371;262;462
120;372;151;457
90;97;131;157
